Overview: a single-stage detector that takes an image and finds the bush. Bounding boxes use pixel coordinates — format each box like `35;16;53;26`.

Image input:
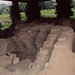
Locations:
2;8;10;14
39;1;57;10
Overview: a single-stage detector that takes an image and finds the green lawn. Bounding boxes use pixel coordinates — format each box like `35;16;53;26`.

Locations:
0;9;75;30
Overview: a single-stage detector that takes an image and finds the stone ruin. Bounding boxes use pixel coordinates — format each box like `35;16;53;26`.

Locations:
0;24;75;75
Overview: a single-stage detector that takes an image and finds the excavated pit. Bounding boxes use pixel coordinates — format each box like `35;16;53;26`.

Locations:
0;22;75;75
6;24;51;62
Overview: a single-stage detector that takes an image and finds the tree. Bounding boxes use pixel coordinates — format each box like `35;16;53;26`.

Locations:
56;0;73;18
10;1;21;30
25;2;40;21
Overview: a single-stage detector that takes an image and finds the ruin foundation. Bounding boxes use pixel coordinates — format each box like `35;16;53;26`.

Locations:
0;24;75;75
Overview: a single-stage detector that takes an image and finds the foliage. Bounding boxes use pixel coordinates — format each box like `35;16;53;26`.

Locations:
70;8;75;19
2;8;10;14
0;14;11;21
0;4;11;15
0;9;75;30
0;14;11;30
20;12;27;22
0;8;2;15
39;1;57;10
41;9;57;18
71;0;75;9
19;2;27;12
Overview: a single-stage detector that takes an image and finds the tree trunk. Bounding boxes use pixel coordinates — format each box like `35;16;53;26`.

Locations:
25;2;41;21
10;1;21;26
56;0;73;18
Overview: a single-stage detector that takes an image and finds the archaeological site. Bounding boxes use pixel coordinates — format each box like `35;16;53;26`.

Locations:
0;0;75;75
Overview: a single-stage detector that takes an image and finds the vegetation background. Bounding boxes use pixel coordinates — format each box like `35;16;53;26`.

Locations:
0;0;75;30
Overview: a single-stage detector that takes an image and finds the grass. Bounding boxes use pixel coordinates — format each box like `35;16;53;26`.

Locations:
41;9;57;18
0;9;75;30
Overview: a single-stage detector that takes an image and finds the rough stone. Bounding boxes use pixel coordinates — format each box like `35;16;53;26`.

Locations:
35;27;50;49
0;55;12;67
61;27;74;36
43;42;53;50
13;37;28;53
0;39;7;55
20;32;37;51
6;59;31;71
38;28;75;75
0;25;74;75
46;32;59;44
51;26;60;32
39;48;49;55
6;52;16;60
7;38;18;53
13;57;19;64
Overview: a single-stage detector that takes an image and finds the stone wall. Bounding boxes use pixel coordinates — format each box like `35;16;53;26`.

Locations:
0;25;75;75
